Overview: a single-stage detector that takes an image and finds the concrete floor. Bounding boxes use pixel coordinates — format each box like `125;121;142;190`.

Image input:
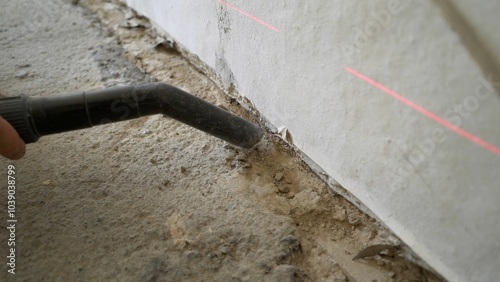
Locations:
0;0;441;281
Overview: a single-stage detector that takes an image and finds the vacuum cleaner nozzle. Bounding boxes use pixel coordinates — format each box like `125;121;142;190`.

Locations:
0;83;264;148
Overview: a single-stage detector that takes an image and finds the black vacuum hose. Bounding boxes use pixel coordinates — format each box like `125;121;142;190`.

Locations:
0;83;264;148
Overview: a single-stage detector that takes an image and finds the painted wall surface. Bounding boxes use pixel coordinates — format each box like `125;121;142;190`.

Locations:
125;0;500;281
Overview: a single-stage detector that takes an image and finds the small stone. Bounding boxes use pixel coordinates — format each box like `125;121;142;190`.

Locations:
220;245;229;254
348;213;361;226
42;180;51;186
274;172;284;181
278;185;290;193
16;63;31;68
244;163;252;168
388;271;396;278
332;210;347;221
15;70;29;79
374;255;385;266
162;180;170;187
180;166;187;173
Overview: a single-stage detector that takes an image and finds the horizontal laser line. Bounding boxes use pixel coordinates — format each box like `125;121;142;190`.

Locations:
217;0;279;32
346;67;500;157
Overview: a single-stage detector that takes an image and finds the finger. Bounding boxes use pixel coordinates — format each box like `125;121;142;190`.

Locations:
0;117;26;160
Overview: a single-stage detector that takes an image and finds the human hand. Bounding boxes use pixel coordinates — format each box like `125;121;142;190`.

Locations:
0;116;25;160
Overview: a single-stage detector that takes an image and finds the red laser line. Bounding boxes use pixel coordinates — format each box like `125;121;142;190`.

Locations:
345;67;500;157
217;0;280;32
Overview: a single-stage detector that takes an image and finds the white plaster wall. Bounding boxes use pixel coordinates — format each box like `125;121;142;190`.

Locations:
125;0;500;280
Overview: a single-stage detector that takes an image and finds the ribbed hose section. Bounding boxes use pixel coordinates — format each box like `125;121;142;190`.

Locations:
0;95;39;143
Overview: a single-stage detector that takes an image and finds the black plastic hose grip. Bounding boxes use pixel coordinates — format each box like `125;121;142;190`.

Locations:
0;95;39;143
0;83;264;148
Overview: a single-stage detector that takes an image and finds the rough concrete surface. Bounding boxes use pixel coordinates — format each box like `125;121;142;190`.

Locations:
0;0;440;281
